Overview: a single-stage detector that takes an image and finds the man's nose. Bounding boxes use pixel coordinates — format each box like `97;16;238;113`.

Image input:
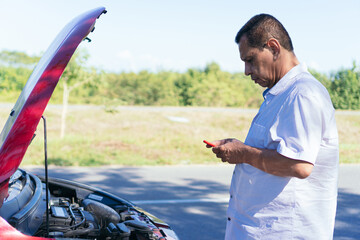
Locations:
244;63;251;76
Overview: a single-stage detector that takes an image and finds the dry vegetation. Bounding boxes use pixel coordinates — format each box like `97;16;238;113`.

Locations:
0;105;357;166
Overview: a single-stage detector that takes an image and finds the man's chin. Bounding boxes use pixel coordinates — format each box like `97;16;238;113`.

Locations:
256;82;268;88
253;79;266;86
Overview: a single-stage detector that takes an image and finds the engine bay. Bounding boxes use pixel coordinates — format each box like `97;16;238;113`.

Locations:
0;169;175;240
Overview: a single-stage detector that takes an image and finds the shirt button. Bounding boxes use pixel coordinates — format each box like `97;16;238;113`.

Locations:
228;217;231;221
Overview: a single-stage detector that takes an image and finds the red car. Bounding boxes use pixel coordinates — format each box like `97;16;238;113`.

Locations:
0;7;179;240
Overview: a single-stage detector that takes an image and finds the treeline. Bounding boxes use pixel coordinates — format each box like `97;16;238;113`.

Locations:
312;62;360;110
0;50;359;110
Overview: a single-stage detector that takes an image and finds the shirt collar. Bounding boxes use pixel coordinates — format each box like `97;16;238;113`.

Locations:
262;88;270;99
263;63;308;98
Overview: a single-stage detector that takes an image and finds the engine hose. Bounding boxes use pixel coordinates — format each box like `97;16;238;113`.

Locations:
63;223;95;237
68;204;78;225
47;207;86;231
69;207;86;229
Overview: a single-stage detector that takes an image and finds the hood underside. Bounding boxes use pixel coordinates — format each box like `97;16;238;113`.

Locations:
0;7;106;199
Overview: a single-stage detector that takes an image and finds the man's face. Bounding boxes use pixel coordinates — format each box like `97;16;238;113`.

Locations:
239;35;277;88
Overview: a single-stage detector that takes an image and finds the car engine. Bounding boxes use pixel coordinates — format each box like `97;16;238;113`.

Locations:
35;196;164;239
0;169;175;240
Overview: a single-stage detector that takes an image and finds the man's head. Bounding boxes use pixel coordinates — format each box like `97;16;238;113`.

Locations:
235;14;298;89
235;14;293;52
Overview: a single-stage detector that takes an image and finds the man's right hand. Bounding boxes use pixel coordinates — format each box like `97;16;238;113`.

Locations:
211;138;247;164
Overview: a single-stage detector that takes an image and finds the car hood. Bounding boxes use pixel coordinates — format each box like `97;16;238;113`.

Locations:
0;7;106;202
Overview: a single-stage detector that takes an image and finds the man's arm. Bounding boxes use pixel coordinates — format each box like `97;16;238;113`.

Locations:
211;138;313;179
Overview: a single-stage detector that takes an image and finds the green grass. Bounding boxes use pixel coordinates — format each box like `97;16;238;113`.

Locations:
0;106;357;167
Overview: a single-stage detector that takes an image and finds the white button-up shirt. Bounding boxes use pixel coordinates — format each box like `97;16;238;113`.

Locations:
225;63;339;240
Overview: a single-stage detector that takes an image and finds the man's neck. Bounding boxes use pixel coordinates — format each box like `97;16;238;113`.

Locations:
276;51;299;81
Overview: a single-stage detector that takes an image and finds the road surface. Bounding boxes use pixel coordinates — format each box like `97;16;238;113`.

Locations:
24;164;360;240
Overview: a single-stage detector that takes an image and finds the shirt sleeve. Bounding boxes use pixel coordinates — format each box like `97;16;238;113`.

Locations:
271;92;323;164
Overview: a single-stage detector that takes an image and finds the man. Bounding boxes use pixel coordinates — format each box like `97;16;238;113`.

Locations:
207;14;339;239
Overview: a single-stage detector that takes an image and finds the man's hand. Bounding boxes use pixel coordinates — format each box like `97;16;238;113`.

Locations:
206;138;313;178
211;138;248;164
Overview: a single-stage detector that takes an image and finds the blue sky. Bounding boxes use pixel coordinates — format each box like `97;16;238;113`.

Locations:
1;0;359;74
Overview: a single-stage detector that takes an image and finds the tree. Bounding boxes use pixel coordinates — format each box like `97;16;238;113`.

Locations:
329;61;360;110
59;48;98;138
0;51;39;101
188;62;263;107
0;50;40;68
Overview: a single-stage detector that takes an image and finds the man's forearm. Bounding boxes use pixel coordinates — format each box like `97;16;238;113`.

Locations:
243;145;313;178
211;139;313;179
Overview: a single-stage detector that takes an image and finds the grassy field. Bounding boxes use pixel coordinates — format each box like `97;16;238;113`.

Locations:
0;105;357;166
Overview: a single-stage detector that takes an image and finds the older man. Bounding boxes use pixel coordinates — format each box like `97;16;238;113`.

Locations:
208;14;339;239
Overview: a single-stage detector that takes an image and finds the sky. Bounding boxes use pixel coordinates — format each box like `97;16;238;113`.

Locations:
1;0;360;74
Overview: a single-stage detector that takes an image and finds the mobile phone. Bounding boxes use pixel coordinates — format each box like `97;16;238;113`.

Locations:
203;140;216;147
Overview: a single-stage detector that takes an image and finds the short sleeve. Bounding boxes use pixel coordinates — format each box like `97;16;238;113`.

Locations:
271;92;323;164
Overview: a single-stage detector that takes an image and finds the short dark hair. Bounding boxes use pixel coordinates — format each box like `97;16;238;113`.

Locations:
235;14;294;52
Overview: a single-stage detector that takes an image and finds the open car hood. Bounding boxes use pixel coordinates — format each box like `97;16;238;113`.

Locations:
0;8;180;240
0;7;106;202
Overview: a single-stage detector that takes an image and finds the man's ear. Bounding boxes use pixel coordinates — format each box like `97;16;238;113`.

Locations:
266;38;281;60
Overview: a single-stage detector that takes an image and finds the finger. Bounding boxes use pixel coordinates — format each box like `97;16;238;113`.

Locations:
203;140;216;148
212;147;220;154
208;139;227;148
214;153;226;162
213;139;227;146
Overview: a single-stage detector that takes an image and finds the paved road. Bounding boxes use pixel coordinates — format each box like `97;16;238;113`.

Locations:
24;164;360;240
